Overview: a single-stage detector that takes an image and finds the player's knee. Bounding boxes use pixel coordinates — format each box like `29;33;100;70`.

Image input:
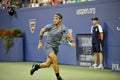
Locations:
49;53;58;64
46;63;51;67
44;61;52;67
52;59;58;64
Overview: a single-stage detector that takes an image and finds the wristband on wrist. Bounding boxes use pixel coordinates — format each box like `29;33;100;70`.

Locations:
39;40;42;42
40;35;43;41
68;41;72;45
69;40;73;43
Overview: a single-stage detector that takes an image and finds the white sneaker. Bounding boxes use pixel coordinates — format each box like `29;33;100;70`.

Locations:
97;64;104;69
92;64;97;69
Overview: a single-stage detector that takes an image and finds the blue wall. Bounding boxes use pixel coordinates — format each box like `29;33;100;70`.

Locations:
0;0;120;68
0;38;23;61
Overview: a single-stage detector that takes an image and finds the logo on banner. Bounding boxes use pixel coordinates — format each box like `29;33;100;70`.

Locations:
112;63;120;71
76;7;96;15
29;19;36;33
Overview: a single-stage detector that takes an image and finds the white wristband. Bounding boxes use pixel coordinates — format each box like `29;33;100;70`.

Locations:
68;41;72;45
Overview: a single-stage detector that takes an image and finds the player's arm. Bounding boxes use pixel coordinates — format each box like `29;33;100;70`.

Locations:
39;28;45;42
66;33;75;47
66;33;73;42
38;28;45;50
100;32;103;40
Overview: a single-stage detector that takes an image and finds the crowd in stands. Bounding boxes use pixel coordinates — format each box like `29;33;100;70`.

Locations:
0;0;93;9
0;0;22;9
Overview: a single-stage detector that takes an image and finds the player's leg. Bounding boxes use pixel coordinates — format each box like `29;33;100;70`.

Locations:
97;43;104;69
48;52;63;80
99;52;103;64
30;56;52;75
98;53;104;69
92;43;98;68
94;53;98;64
92;52;98;68
40;56;52;68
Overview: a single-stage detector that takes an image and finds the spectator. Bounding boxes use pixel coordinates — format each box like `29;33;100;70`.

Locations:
6;0;12;8
6;0;15;16
0;1;2;9
29;0;39;8
1;0;8;9
49;0;62;5
12;0;22;8
41;0;50;6
62;0;71;4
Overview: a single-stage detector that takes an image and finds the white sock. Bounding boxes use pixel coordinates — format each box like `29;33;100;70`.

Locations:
99;64;103;66
93;64;97;66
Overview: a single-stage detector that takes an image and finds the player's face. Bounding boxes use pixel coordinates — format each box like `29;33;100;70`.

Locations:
92;20;98;25
53;17;61;26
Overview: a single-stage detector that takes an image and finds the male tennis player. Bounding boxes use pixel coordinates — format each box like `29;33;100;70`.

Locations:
30;12;75;80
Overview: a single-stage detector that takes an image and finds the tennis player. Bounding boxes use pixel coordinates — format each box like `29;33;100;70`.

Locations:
30;12;75;80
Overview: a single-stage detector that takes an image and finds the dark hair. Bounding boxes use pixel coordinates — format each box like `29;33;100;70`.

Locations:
91;17;99;21
55;12;63;19
32;0;38;3
7;1;12;5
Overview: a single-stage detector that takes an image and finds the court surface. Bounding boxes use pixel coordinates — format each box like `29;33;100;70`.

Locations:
0;62;120;80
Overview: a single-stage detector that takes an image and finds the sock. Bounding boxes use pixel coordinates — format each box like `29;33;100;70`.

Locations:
56;73;60;78
99;64;103;66
93;64;97;66
35;64;41;69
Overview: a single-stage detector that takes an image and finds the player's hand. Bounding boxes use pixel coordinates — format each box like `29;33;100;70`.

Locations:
38;40;43;50
69;43;76;47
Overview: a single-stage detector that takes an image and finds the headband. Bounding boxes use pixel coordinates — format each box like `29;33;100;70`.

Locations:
54;14;62;19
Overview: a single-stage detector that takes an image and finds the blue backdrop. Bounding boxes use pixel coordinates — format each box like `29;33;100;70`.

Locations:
0;0;120;68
